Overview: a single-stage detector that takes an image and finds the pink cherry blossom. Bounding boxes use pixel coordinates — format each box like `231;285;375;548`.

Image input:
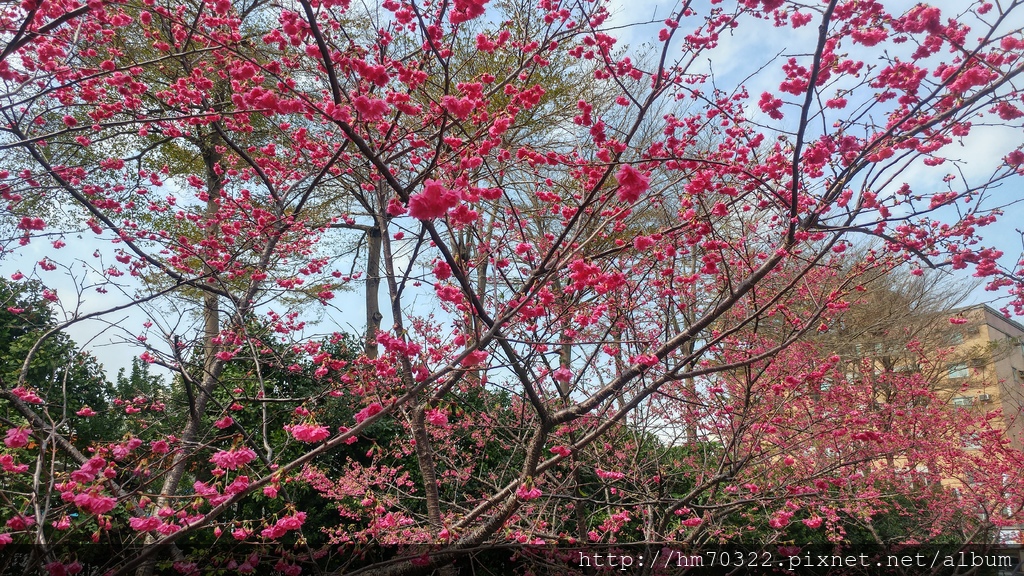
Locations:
386;197;407;216
449;0;489;25
288;423;330;443
354;402;383;423
0;454;28;474
802;516;823;529
595;468;626;481
407;180;459;220
73;492;117;515
209;447;257;470
614;165;649;203
6;514;34;530
3;0;1024;569
10;387;42;404
461;349;488;366
425;408;448;427
515;485;542;501
4;427;29;448
260;512;306;539
551;367;572;383
352;95;390;122
768;510;793;529
129;516;162;532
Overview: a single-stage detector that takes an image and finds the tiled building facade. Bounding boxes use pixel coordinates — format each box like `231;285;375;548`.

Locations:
946;305;1024;452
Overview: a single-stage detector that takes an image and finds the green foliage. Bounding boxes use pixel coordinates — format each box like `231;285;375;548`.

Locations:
0;279;117;445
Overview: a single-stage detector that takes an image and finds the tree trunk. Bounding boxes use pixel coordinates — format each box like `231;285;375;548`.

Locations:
138;136;225;575
364;224;383;359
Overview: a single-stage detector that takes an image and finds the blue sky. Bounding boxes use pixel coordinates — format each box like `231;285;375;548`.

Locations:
3;0;1023;380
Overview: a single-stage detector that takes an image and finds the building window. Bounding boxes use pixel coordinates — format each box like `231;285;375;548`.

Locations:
947;363;969;379
962;432;981;450
949;332;964;344
952;396;974;407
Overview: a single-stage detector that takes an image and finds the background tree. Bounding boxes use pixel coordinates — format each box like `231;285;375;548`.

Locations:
0;279;117;445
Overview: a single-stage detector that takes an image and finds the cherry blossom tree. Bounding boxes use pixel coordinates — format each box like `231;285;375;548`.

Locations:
2;0;1024;573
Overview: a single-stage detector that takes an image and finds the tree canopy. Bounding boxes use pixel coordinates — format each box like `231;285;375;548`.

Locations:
2;0;1024;573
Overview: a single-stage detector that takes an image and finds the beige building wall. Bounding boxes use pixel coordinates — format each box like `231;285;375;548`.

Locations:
947;305;1024;451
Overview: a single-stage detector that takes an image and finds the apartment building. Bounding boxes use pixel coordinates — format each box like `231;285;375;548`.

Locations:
945;305;1024;452
821;298;1024;545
